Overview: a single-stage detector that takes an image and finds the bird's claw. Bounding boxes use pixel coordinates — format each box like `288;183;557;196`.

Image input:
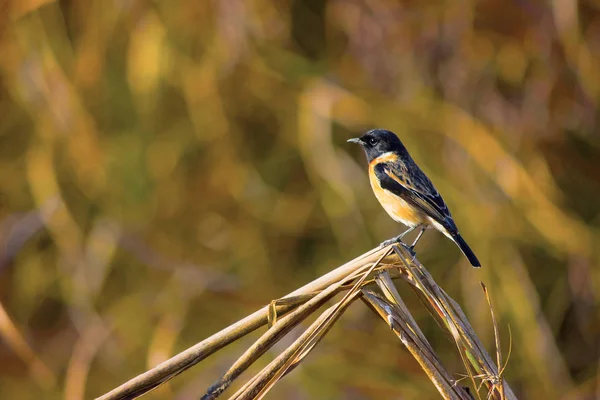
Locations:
380;238;400;248
380;238;417;258
402;243;416;257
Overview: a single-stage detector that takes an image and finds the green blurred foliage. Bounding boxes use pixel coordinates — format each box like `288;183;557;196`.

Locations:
0;0;599;399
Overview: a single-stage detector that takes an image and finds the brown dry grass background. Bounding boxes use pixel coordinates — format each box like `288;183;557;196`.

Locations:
1;1;599;399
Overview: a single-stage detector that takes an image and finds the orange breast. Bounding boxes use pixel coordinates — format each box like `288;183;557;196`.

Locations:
368;163;427;227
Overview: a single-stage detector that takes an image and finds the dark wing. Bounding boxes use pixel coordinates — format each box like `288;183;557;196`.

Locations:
373;162;458;232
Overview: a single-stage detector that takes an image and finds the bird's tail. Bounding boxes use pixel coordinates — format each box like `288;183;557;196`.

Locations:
451;233;481;268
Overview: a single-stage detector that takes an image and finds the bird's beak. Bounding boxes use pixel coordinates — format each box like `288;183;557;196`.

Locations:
347;138;363;145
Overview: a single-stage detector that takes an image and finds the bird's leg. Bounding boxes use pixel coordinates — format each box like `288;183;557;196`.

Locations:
409;226;427;250
397;226;428;259
380;224;421;248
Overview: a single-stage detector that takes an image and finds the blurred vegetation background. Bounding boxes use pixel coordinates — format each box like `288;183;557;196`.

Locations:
0;0;599;399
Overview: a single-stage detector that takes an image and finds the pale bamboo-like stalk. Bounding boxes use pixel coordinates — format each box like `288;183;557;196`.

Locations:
361;288;470;400
390;246;516;400
96;246;392;400
229;291;362;400
201;261;380;399
97;244;517;400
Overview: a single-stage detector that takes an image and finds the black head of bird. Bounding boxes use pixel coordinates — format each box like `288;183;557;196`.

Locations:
347;129;408;163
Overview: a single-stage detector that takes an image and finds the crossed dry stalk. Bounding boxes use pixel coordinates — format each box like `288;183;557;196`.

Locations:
96;244;516;400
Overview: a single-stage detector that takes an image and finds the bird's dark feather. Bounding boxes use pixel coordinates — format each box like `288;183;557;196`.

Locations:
373;161;458;232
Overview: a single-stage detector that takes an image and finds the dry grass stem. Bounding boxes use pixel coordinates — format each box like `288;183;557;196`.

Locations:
390;246;516;400
201;252;388;399
98;244;516;400
361;288;471;400
229;291;363;400
97;246;393;400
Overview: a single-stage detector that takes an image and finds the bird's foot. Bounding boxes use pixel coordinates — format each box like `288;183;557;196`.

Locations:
379;225;423;250
380;236;403;248
403;244;417;257
380;237;417;257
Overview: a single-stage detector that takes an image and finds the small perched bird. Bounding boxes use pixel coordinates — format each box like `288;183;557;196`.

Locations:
348;129;481;267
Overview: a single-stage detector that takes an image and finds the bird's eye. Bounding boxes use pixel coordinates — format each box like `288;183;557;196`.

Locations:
368;137;378;146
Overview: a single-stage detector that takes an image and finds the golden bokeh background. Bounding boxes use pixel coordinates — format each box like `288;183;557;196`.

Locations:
1;1;599;399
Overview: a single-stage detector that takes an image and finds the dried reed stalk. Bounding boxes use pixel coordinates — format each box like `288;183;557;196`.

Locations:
388;246;515;400
96;244;516;400
97;246;391;400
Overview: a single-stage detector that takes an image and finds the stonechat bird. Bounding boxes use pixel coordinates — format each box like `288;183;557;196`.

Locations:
348;129;481;267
